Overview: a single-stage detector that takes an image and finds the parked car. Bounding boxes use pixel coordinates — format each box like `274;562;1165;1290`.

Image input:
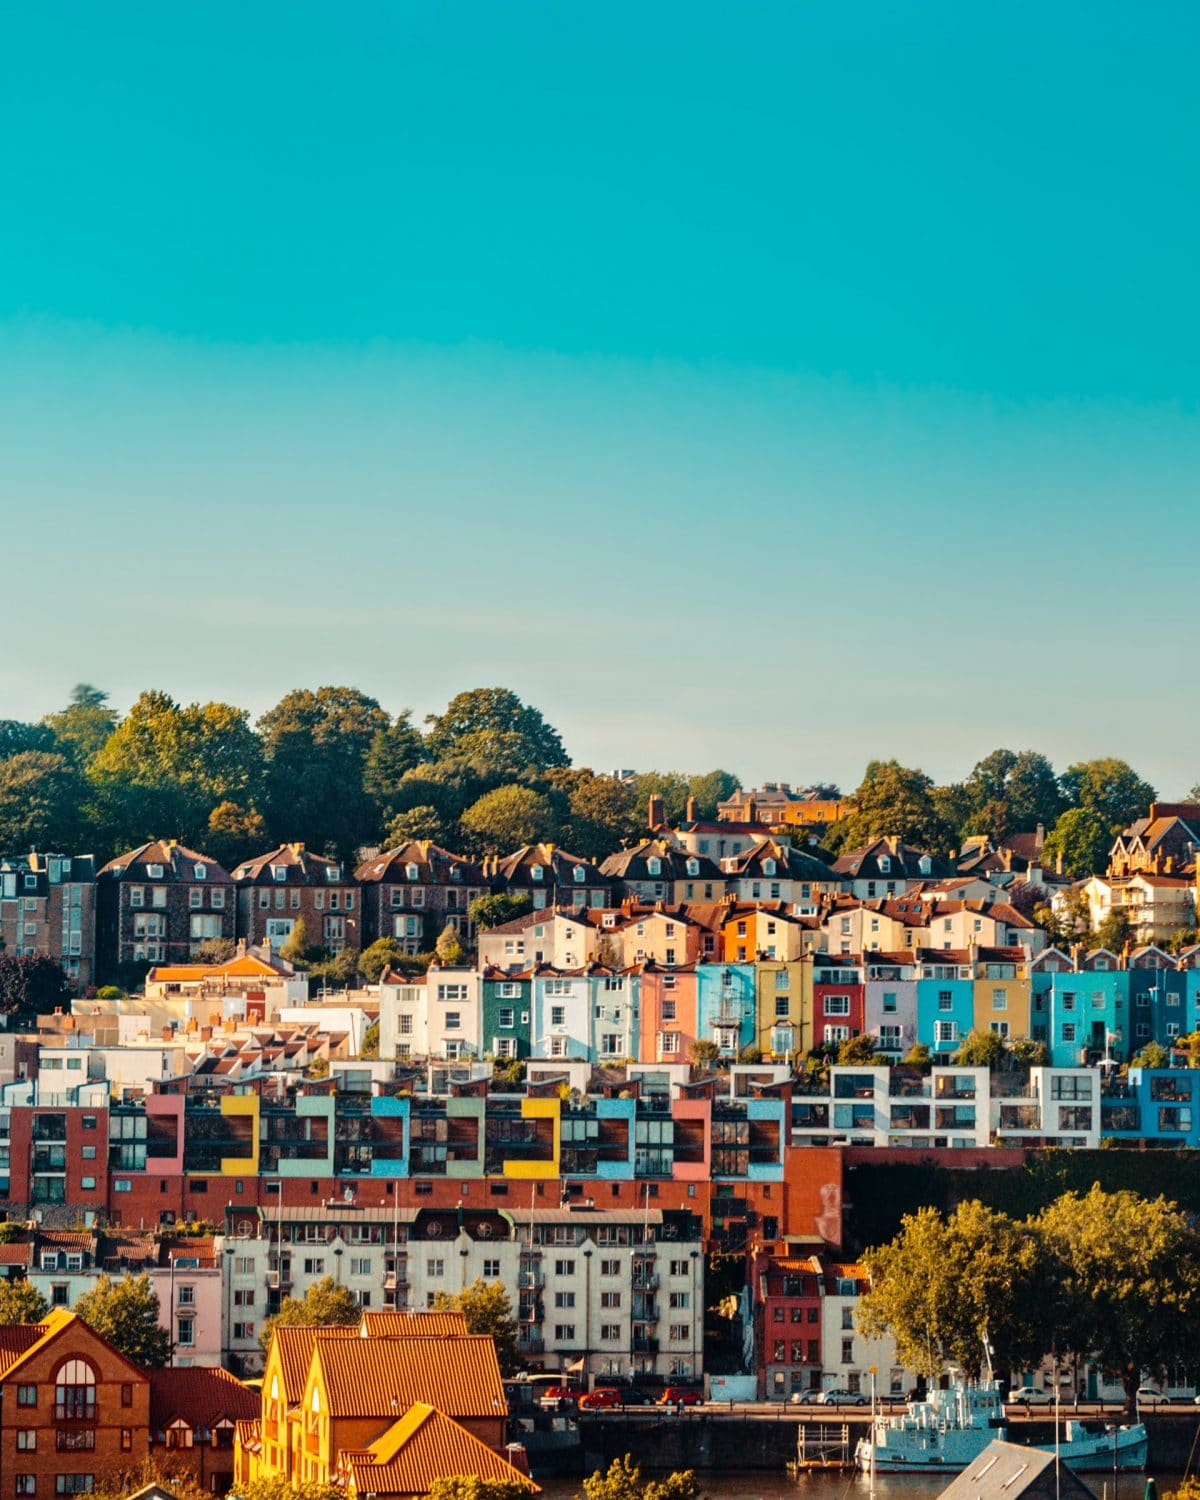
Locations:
578;1388;623;1410
817;1389;869;1406
1135;1387;1174;1406
660;1387;705;1407
790;1389;825;1405
1009;1388;1055;1406
538;1385;583;1408
620;1389;657;1406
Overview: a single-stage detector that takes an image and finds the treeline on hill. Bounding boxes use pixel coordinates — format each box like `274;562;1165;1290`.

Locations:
0;684;1185;882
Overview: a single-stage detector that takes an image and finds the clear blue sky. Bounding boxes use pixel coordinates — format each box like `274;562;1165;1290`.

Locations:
2;2;1198;794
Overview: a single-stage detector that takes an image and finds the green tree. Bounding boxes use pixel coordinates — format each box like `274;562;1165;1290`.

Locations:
953;1030;1008;1070
1042;807;1111;878
565;773;640;859
831;760;953;854
74;1272;171;1365
308;950;359;991
435;922;465;966
468;892;533;932
192;938;236;964
1007;1037;1049;1068
0;1278;48;1324
633;772;691;827
427;1482;534;1500
279;916;315;966
0;751;87;851
425;688;569;772
259;1274;360;1352
1060;758;1155;832
90;691;265;851
579;1455;700;1500
360;1019;380;1058
902;1042;932;1070
432;1277;521;1374
359;938;403;983
257;687;390;858
384;804;454;847
686;770;740;818
204;800;267;870
461;785;558;851
1035;887;1091;946
1093;909;1132;954
42;684;118;768
837;1033;878;1065
0;953;73;1016
961;750;1062;840
0;720;60;757
93;1457;211;1500
859;1202;1050;1381
1035;1185;1200;1411
690;1039;722;1069
235;1478;344;1500
1130;1042;1171;1070
363;713;427;822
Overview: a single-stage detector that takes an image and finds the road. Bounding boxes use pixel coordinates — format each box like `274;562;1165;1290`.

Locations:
574;1399;1174;1417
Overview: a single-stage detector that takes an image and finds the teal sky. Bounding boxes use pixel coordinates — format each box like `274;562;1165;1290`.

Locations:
2;2;1198;794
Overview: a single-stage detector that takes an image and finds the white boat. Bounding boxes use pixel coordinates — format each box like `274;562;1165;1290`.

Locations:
854;1380;1149;1474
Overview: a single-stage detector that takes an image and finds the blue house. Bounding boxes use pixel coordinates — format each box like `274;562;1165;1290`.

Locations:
696;962;756;1057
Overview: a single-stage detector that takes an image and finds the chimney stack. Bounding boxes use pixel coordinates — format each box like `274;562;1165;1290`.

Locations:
685;795;698;822
647;794;665;829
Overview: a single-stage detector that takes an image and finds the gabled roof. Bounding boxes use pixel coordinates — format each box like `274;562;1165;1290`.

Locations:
0;1309;147;1384
148;949;295;983
233;843;345;884
149;1365;259;1432
340;1402;539;1498
98;840;232;882
356;841;485;887
832;838;954;880
311;1333;506;1418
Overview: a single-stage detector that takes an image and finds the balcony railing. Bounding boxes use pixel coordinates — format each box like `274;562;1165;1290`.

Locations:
55;1401;97;1423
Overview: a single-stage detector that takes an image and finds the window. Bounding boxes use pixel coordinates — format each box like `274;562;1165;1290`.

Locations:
56;1479;94;1495
482;1258;501;1278
18;1385;37;1406
1062;990;1077;1012
437;984;467;1002
1062;1023;1077;1043
426;1259;445;1278
934;1021;958;1045
670;1324;690;1341
176;1317;195;1347
554;1258;575;1276
992;988;1007;1010
16;1479;35;1497
600;1291;621;1308
555;1291;576;1308
550;1005;566;1027
824;995;850;1016
444;1012;461;1031
17;1430;36;1451
350;1257;372;1277
498;1008;514;1028
554;1324;576;1341
600;1323;620;1341
303;1257;325;1275
842;1338;854;1364
669;1291;690;1308
938;989;953;1011
55;1358;97;1421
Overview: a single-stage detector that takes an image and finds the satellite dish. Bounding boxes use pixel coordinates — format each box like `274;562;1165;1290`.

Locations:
427;1221;443;1238
478;1222;494;1238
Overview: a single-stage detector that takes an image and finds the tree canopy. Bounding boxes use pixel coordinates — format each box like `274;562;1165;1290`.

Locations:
579;1455;701;1500
74;1272;172;1365
431;1277;521;1374
259;1274;360;1351
0;1278;49;1324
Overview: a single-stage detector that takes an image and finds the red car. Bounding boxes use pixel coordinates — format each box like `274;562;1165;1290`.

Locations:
537;1385;583;1408
578;1388;623;1410
660;1387;704;1407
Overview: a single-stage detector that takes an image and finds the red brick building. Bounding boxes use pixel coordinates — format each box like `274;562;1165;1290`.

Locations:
0;1308;150;1496
148;1365;260;1493
96;841;235;981
0;853;97;992
232;843;360;955
356;842;487;953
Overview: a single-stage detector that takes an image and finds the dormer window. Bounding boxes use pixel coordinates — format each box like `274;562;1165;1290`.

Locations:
878;856;891;874
405;863;419;882
325;864;341;881
919;855;932;875
686;858;699;876
763;858;777;877
450;866;462;881
531;865;544;882
271;864;287;883
194;864;207;880
23;874;37;890
147;864;164;879
647;858;662;877
573;865;586;883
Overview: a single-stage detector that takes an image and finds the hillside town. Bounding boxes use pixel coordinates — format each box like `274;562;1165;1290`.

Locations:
3;752;1200;1462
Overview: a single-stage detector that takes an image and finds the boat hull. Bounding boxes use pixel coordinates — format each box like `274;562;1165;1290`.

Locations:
856;1426;1148;1475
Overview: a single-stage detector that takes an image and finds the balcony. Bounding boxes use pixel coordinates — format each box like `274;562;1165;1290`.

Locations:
518;1333;545;1353
518;1269;545;1288
633;1335;659;1354
631;1273;659;1291
54;1401;97;1424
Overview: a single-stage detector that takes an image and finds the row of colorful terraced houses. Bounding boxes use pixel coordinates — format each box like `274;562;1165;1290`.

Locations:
6;796;1200;991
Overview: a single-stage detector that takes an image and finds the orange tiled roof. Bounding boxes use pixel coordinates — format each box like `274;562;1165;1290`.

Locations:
341;1403;539;1498
149;1365;259;1430
270;1325;356;1404
0;1324;47;1375
313;1334;505;1419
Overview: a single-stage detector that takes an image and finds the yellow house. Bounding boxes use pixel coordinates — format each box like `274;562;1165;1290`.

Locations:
754;957;813;1057
972;952;1032;1040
